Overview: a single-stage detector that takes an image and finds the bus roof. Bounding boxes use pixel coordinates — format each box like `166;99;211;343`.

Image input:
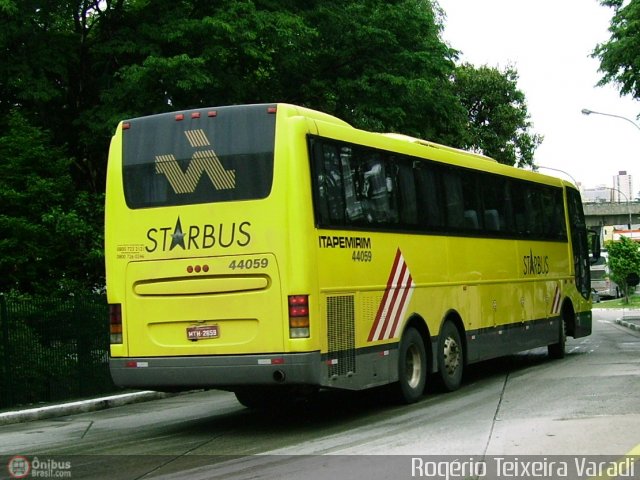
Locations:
381;133;496;163
277;104;566;190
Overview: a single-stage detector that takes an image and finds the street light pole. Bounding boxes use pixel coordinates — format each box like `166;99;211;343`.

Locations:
581;107;639;228
602;186;632;229
581;108;640;132
534;165;578;185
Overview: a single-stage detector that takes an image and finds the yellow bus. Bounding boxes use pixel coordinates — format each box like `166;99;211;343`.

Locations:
106;103;592;405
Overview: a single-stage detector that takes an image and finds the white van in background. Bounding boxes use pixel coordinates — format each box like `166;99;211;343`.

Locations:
590;251;621;299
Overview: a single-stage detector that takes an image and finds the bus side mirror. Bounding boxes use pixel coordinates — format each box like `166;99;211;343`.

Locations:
588;229;601;263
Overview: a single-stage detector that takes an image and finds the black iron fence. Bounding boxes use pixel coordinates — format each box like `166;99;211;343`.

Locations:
0;294;118;410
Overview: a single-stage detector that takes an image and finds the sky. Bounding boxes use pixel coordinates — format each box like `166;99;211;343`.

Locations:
437;0;640;191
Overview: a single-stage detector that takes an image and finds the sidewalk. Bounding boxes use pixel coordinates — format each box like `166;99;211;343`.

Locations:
616;311;640;331
593;304;640;331
0;391;169;426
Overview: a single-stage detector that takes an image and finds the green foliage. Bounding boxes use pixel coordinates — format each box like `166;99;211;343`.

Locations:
594;292;640;308
0;294;113;408
605;236;640;303
0;113;104;293
453;64;543;167
593;0;640;99
0;0;541;294
0;113;71;293
290;0;466;144
94;0;467;144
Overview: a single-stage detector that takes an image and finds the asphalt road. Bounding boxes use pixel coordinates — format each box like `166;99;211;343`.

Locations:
1;309;639;479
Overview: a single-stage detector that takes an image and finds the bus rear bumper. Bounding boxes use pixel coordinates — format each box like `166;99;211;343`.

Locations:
110;352;322;390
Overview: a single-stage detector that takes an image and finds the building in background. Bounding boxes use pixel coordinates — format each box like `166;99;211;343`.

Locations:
582;185;613;203
580;172;635;203
613;170;633;203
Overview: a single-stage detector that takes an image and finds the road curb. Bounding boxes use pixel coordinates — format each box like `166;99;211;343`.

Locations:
615;318;640;331
0;391;169;426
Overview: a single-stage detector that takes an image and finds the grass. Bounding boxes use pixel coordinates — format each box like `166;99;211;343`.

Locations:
593;293;640;309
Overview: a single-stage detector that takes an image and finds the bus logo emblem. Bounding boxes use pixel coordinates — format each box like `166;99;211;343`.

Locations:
155;129;235;193
368;249;415;341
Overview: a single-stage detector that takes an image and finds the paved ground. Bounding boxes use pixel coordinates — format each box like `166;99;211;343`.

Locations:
1;307;638;427
617;309;640;331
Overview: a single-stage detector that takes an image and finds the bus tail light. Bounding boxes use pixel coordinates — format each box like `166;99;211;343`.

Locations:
288;295;310;338
109;304;123;344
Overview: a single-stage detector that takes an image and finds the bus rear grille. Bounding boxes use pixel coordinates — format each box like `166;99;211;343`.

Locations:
327;295;356;378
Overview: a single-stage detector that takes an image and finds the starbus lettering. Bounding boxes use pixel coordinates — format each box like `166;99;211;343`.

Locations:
523;248;550;276
145;217;251;252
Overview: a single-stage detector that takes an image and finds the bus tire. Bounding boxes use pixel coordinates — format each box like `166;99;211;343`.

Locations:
397;327;427;404
234;387;286;409
234;387;266;409
548;317;566;359
437;320;464;392
234;386;317;409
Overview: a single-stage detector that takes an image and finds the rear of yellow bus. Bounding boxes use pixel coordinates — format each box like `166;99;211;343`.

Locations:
106;104;321;396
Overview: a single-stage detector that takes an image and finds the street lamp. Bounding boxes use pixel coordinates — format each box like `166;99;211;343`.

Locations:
581;108;638;228
601;185;632;229
534;165;578;185
581;108;640;132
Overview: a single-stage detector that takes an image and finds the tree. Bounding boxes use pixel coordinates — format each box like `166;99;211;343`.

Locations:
0;0;542;294
452;63;542;167
0;112;71;293
0;112;103;294
93;0;467;144
593;0;640;100
289;0;467;145
605;236;640;303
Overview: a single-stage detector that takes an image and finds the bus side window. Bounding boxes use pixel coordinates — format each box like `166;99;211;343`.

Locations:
481;174;510;232
339;146;365;223
414;162;444;228
512;182;532;235
443;168;481;231
527;188;545;237
501;180;516;234
356;149;399;225
443;171;464;229
314;142;346;225
541;187;567;240
394;157;418;226
460;172;481;230
554;189;568;239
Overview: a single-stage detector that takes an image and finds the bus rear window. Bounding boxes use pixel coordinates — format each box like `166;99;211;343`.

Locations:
122;104;276;209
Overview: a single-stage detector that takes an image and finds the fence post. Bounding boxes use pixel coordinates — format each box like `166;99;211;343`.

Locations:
0;294;12;408
75;295;91;397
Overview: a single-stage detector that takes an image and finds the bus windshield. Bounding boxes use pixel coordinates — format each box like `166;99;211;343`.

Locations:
122;104;276;209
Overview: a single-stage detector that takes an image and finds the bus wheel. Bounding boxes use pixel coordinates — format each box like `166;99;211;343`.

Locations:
438;321;464;392
234;387;286;409
234;386;317;409
548;318;566;359
234;387;266;409
397;327;427;404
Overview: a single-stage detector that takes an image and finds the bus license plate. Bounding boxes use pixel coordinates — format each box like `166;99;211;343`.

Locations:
187;325;219;340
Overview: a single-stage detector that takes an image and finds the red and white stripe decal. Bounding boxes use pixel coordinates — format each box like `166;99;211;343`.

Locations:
368;249;415;342
551;285;562;315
